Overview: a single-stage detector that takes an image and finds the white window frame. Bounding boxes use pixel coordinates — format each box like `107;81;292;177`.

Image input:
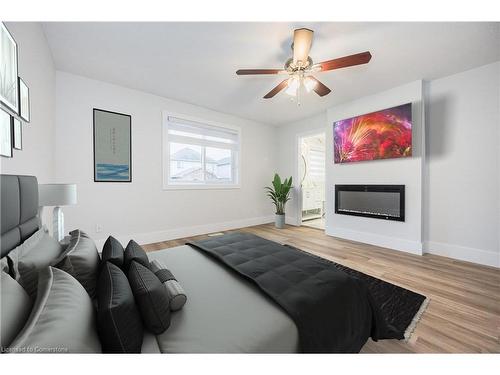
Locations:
162;111;241;190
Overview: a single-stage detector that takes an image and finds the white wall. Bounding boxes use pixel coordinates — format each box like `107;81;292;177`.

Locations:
0;23;56;183
327;81;425;255
276;83;425;257
276;113;326;225
277;63;500;267
424;62;500;267
55;72;277;246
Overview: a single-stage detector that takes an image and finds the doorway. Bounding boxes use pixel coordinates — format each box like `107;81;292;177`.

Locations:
298;132;326;230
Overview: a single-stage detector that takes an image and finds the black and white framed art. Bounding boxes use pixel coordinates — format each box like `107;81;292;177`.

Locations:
18;77;30;122
13;116;22;150
0;108;12;157
0;22;19;113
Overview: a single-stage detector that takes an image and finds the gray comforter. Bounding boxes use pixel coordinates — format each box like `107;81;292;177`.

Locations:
145;245;299;353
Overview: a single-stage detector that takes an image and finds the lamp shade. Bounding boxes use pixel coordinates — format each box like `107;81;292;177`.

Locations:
38;184;77;206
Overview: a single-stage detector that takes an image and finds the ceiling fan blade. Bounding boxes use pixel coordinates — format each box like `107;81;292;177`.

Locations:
263;79;289;99
292;28;314;66
236;69;285;75
316;51;372;72
308;76;331;97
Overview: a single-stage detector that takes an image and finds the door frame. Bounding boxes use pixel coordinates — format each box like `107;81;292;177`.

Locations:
295;129;326;227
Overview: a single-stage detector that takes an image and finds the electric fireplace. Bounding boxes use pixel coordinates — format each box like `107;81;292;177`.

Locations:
335;185;405;222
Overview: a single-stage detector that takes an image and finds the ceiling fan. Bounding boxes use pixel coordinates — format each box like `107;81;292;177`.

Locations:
236;28;372;103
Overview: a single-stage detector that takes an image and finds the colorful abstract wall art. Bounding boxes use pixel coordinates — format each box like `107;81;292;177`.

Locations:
334;103;412;164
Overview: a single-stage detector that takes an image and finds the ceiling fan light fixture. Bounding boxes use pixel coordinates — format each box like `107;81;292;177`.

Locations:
286;76;300;96
304;76;317;92
235;27;370;101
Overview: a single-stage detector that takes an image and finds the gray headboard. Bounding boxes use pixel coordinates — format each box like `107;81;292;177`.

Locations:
1;174;40;257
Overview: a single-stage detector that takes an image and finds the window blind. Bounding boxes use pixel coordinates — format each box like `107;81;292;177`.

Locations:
167;116;239;149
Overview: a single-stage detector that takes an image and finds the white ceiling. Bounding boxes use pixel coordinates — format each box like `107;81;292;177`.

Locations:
42;22;499;126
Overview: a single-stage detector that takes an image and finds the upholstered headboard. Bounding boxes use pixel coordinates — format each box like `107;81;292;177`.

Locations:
1;174;40;257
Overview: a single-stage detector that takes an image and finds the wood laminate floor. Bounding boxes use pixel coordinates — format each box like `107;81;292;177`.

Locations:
143;224;500;353
302;217;325;230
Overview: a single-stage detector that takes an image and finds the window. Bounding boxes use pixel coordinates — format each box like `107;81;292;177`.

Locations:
163;113;240;188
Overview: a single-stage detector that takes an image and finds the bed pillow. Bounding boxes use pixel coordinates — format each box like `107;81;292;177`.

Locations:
123;240;149;272
1;271;33;348
6;227;64;298
52;229;100;298
150;259;187;311
8;267;101;353
97;261;143;353
128;261;171;334
1;257;10;273
69;229;91;238
101;236;124;268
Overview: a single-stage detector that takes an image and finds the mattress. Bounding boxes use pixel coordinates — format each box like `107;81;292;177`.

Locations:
146;244;299;353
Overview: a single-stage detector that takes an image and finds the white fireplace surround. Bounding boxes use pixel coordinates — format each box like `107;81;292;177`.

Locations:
326;81;425;256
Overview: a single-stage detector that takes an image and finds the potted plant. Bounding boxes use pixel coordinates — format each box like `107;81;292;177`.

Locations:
265;173;293;229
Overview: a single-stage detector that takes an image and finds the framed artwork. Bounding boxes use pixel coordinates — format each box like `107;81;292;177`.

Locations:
13;116;22;150
93;108;132;182
0;22;19;113
0;108;12;157
18;77;30;122
334;103;412;164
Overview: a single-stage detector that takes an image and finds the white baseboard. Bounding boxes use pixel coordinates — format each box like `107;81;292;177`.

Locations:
424;241;499;268
285;215;300;226
326;227;423;255
94;215;274;249
90;215;499;268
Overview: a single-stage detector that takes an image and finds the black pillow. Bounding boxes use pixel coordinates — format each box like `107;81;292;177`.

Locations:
128;260;171;334
101;236;124;268
97;261;143;353
124;240;149;272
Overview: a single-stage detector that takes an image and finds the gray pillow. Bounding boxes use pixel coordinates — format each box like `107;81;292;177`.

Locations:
150;259;187;311
52;229;100;298
1;271;33;348
128;261;170;334
69;229;91;238
1;257;9;273
9;267;101;353
7;227;63;298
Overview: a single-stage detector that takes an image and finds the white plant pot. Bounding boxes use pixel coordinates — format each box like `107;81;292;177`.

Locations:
275;214;285;229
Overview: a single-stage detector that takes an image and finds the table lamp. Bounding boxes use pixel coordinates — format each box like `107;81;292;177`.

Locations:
38;184;77;241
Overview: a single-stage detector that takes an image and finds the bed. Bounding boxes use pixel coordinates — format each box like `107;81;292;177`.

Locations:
1;174;409;353
0;175;299;353
147;245;299;353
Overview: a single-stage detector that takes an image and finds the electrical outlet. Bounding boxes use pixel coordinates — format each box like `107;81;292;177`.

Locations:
95;224;103;233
